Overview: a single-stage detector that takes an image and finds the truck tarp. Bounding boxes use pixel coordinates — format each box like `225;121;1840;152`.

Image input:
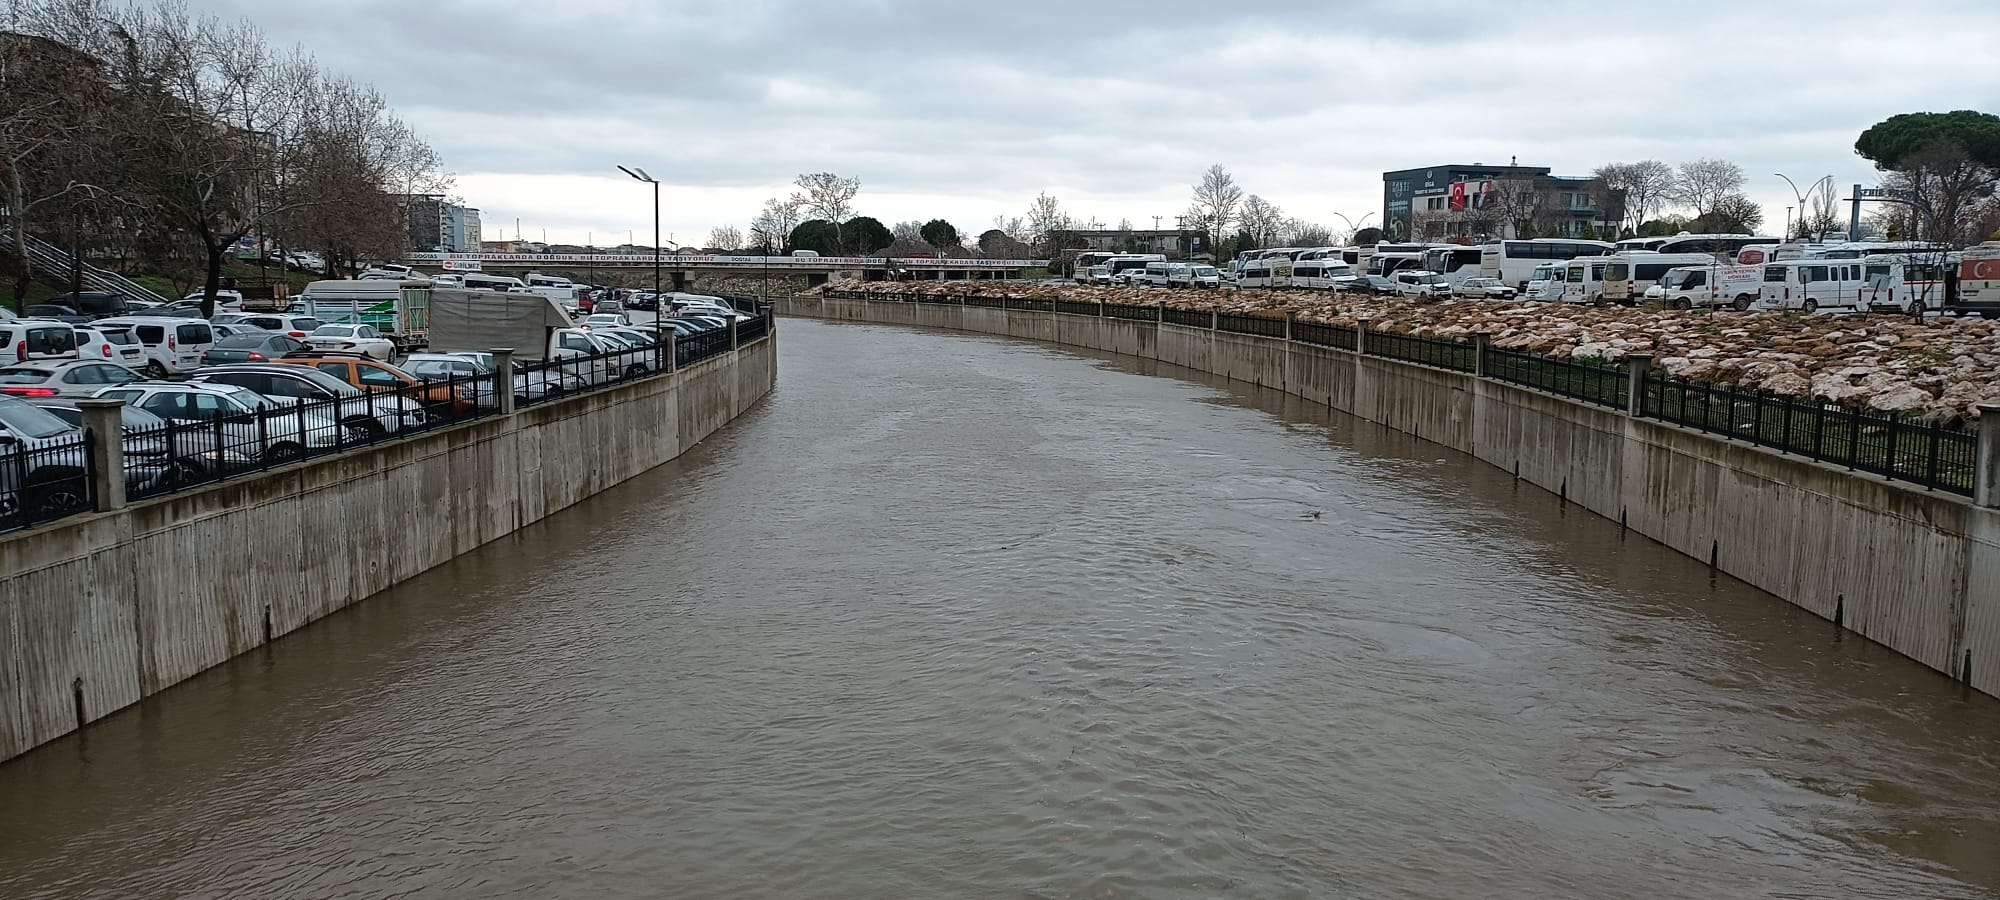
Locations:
425;289;576;360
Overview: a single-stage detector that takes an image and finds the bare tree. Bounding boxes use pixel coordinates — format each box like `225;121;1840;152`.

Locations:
890;220;924;244
1285;219;1332;247
1407;208;1451;241
1024;191;1073;257
793;172;859;248
707;225;743;250
1183;164;1242;259
1799;182;1844;240
1697;194;1764;233
992;213;1025;241
1879;145;2000;246
0;30;114;307
1592;160;1674;235
1670;158;1746;226
1239;194;1285;248
1485;178;1542;238
749;195;802;252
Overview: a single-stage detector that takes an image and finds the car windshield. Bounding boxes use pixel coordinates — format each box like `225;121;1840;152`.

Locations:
1195;267;1218;276
1416;275;1445;285
0;397;75;438
216;334;270;348
0;367;52;383
279;365;365;395
119;405;166;429
406;358;475;378
311;325;356;337
205;385;268;410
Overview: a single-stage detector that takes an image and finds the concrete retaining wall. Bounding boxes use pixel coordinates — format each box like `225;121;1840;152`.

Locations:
0;336;777;762
778;295;2000;699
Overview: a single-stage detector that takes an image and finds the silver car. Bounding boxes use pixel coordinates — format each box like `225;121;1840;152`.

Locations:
0;360;143;398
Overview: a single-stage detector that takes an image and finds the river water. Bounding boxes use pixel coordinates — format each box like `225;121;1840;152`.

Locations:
4;318;1999;899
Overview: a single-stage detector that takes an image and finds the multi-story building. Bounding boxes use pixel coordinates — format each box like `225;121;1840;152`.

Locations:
397;195;482;253
1070;228;1188;256
445;205;481;252
1382;162;1622;242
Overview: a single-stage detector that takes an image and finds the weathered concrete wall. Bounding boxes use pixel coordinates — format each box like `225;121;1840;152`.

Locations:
0;336;776;762
776;296;2000;698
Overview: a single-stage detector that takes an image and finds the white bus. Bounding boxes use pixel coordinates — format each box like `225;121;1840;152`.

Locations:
1479;238;1614;291
1754;260;1871;313
1860;254;1955;314
1237;248;1302;289
460;272;529;292
1072;251;1125;283
1367;242;1445;277
1524;263;1563;301
1422;245;1486;288
1601;251;1717;304
1615;233;1778;260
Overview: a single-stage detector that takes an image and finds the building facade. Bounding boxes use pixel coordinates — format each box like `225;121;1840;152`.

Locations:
1382;163;1621;242
445;205;482;252
1071;229;1188;256
399;195;482;253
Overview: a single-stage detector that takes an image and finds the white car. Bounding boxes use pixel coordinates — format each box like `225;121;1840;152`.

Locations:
181;290;245;311
1452;277;1518;300
305;324;396;361
0;319;79;364
583;313;631;329
0;359;142;398
189;364;426;436
235;314;325;339
1393;270;1452;298
93;381;350;461
73;325;149;369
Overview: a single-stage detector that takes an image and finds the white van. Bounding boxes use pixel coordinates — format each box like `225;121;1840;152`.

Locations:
461;272;529;292
0;320;79;364
1559;258;1614;305
91;316;213;375
1393;270;1451;298
1755;260;1871;313
1600;252;1718;305
1140;261;1174;287
1646;264;1764;310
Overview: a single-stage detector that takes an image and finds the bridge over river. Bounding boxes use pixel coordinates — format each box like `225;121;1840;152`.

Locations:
3;319;1998;898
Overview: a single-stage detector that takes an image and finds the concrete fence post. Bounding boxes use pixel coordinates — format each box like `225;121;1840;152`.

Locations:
1209;310;1219;330
665;330;678;373
1473;332;1491;377
729;318;740;350
1356;318;1370;355
77;398;126;512
492;348;516;416
1284;311;1296;342
1156;302;1166;323
1977;404;2000;508
1625;354;1655;417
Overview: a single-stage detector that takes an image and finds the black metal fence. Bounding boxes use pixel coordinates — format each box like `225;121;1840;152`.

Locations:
813;289;1989;497
1215;312;1287;339
0;430;95;532
2;318;774;534
1054;300;1099;316
1004;296;1054;312
1640;375;1979;494
1362;330;1478;373
1486;348;1630;409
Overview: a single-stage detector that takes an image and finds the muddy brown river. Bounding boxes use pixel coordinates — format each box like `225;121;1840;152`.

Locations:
3;317;1998;899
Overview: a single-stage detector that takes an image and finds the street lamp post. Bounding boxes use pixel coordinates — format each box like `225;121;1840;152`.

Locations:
616;165;663;343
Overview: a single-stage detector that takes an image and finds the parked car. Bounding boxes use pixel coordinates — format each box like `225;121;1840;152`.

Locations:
1452;277;1519;300
235;314;324;339
23;304;90;324
403;352;581;408
0;319;80;363
181;290;246;311
209;323;268;340
1348;275;1399;296
583;313;630;329
190;363;427;436
1393;270;1452;299
28;396;256;478
279;353;469;414
74;325;149;369
91;316;215;376
303;324;396;361
0;394;93;519
47;291;140;319
202;332;308;364
0;359;142;397
94;381;349;462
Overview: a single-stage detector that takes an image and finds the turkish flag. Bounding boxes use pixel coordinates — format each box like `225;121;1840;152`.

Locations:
1449;182;1467;212
1969;259;2000;280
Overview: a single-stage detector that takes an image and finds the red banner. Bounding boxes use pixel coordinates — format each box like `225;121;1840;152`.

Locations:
1449;182;1468;212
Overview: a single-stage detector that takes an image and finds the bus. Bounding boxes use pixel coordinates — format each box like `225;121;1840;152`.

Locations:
1951;243;2000;317
1600;252;1717;304
1615;233;1778;260
1072;251;1125;283
1284;247;1358;289
1367;242;1445;277
1237;248;1303;289
1422;245;1486;288
1479;238;1614;291
1861;254;1956;314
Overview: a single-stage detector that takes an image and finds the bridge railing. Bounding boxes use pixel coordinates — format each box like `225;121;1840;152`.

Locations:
813;288;1991;499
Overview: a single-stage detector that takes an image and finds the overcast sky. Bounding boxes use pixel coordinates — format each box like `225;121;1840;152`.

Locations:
196;0;2000;248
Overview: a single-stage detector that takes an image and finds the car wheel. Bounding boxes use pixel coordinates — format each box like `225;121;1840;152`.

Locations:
1672;298;1692;310
1802;298;1819;313
144;361;168;379
165;458;206;486
28;478;89;516
1732;295;1754;312
267;441;304;462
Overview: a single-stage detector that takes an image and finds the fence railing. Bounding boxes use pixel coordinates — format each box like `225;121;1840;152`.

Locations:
813;288;1989;498
1486;347;1629;410
1639;375;1979;494
0;430;95;533
3;319;774;534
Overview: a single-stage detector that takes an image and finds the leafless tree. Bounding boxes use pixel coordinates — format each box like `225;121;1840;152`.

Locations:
1696;194;1763;233
1024;191;1074;257
1484;178;1542;238
1183;163;1242;258
1670;158;1746;226
1284;219;1332;247
1238;194;1285;248
890;220;924;244
1879;144;2000;246
793;171;858;248
992;213;1025;242
749;195;802;252
706;225;743;251
1592;160;1673;234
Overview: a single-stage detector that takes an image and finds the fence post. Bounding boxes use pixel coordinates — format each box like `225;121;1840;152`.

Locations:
1356;318;1370;355
1155;302;1165;323
1625;354;1654;417
666;329;678;373
1284;311;1295;342
492;348;516;416
78;398;125;512
1098;300;1107;318
729;317;740;350
1472;332;1491;377
1209;310;1219;330
1977;404;2000;508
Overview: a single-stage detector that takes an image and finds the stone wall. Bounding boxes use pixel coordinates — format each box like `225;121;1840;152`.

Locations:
0;336;777;762
777;295;2000;699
